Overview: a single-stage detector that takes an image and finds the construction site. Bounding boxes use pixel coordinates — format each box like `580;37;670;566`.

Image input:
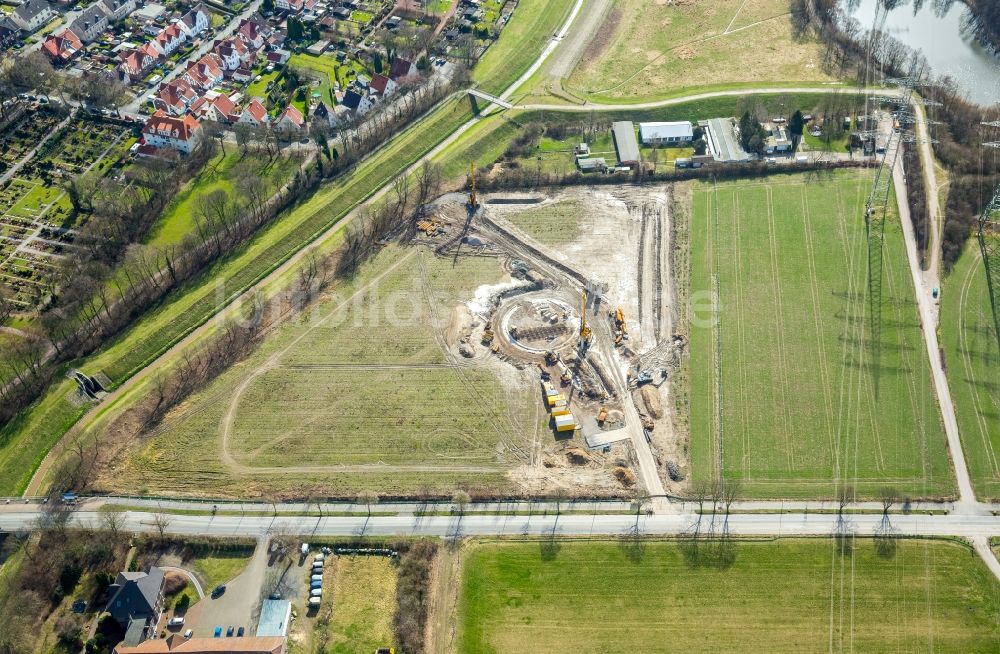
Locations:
416;170;687;495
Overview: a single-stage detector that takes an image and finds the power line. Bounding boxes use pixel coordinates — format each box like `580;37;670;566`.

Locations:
976;185;1000;356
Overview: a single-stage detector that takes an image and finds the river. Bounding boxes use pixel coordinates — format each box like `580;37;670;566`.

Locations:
840;0;1000;105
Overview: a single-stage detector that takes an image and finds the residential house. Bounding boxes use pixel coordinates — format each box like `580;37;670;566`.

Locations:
239;98;269;127
638;121;693;146
100;0;138;22
213;37;252;71
106;568;166;646
276;0;304;12
232;66;253;83
388;57;417;83
340;89;372;116
236;17;269;50
331;6;350;20
312;100;348;127
69;4;110;43
142;110;203;155
277;104;304;131
183;54;225;91
10;0;57;34
206;93;240;123
113;635;287;654
177;4;210;38
41;29;83;63
153;78;197;115
368;73;396;100
763;121;792;154
266;48;290;66
151;24;187;57
117;46;157;83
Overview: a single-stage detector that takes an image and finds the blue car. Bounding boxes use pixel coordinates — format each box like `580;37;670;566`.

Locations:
226;626;234;637
214;627;222;638
310;580;322;589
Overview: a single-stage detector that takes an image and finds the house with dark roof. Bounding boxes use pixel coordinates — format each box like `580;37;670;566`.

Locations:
0;23;19;49
369;73;396;99
177;5;210;38
236;17;270;50
10;0;57;34
340;89;372;116
106;568;165;646
388;57;417;83
70;4;111;43
100;0;138;22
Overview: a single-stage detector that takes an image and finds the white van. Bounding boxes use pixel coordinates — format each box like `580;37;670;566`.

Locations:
308;597;321;607
311;574;323;582
310;588;322;597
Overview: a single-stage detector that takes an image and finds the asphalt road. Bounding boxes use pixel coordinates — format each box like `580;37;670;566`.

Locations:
1;508;998;540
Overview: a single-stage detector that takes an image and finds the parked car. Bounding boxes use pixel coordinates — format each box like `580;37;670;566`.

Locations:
167;617;185;627
211;585;226;598
214;627;222;638
311;574;323;582
237;627;245;637
226;626;234;637
183;630;193;639
310;588;322;597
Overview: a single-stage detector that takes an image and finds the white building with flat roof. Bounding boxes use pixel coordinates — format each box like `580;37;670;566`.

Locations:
639;121;694;145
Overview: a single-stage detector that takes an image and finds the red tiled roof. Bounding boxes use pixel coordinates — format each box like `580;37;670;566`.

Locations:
389;58;415;81
42;29;83;61
115;636;285;654
369;73;391;95
243;98;267;122
143;109;201;142
279;104;303;127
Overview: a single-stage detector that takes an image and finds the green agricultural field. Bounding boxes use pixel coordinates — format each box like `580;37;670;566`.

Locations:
95;245;538;498
146;151;300;247
474;0;575;95
687;172;951;499
562;0;836;104
314;556;397;654
458;539;1000;653
940;241;1000;500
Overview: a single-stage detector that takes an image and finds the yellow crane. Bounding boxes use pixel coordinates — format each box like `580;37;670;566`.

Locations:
468;162;479;209
579;289;592;346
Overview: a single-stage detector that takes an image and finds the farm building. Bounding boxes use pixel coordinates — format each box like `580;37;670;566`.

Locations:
611;121;640;167
577;157;606;173
764;122;792;154
639;121;694;145
703;118;752;163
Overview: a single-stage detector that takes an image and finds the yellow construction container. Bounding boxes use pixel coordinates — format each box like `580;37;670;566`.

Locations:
551;406;571;417
554;413;577;432
547;393;565;406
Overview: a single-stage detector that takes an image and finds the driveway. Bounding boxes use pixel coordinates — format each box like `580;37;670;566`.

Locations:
191;537;269;637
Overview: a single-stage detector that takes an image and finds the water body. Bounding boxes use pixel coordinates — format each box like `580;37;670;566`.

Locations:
840;0;1000;105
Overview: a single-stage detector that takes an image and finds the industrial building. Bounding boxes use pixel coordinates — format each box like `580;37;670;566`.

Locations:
611;121;640;167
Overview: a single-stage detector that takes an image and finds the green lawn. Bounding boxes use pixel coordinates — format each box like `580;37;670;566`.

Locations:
940;240;1000;501
687;172;951;499
458;539;1000;653
473;0;575;95
288;53;344;109
315;556;397;654
192;549;253;590
147;151;299;247
247;70;280;99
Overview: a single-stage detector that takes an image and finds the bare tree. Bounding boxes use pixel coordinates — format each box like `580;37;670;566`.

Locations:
152;511;172;539
357;490;379;518
101;508;127;542
451;490;470;515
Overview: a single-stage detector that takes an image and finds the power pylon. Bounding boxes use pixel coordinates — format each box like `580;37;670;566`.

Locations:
861;59;921;392
977;184;1000;355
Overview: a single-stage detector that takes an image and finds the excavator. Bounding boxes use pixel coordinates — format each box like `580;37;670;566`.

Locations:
612;307;627;345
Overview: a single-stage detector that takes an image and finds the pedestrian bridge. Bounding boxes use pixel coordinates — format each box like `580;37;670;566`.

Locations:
467;89;513;110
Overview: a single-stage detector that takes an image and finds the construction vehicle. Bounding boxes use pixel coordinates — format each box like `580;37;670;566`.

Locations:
578;290;592;350
597;406;608;424
468;162;479;210
481;327;494;345
612;307;628;345
544;350;559;365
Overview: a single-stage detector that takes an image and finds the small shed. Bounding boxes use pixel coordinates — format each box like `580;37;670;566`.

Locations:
577;157;606;173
